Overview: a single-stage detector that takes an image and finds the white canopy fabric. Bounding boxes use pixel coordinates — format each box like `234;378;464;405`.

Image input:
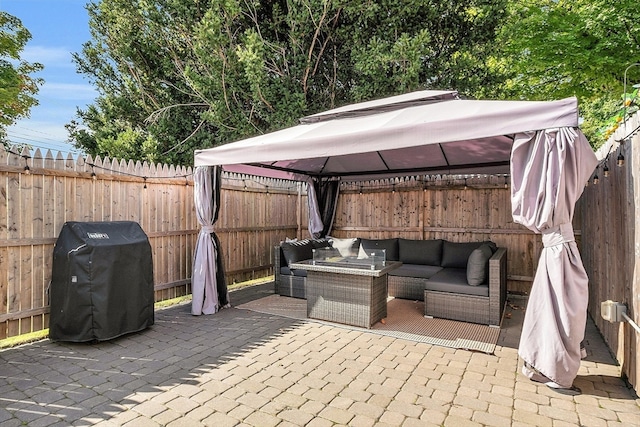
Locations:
194;90;580;181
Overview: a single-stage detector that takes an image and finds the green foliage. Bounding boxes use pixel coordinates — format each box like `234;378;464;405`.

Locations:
494;0;640;148
343;0;507;100
0;12;43;145
72;0;507;165
65;0;640;159
597;89;639;141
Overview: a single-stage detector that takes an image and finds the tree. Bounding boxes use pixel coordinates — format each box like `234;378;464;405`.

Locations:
0;12;43;145
340;0;507;100
71;0;507;165
493;0;640;148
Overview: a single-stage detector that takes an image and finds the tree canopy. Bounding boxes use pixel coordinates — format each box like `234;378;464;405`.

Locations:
70;0;640;164
71;0;507;165
0;12;43;145
494;0;640;146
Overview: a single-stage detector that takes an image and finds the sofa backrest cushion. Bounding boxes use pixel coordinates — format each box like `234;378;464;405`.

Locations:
398;239;443;266
327;236;361;257
281;239;313;265
441;240;496;269
466;244;494;285
311;239;331;249
359;238;399;261
281;238;330;266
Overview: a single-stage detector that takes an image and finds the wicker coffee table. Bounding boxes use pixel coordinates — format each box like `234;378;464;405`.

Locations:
290;260;401;328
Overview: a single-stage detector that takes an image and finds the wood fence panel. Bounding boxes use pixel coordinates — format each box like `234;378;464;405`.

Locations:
5;158;20;337
19;166;32;336
0;151;7;331
581;110;640;394
31;163;44;333
168;179;178;288
213;175;303;284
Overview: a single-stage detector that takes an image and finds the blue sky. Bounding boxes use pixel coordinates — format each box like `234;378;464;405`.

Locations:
2;0;96;154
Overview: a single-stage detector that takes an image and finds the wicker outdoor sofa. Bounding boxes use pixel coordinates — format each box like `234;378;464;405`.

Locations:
274;237;507;326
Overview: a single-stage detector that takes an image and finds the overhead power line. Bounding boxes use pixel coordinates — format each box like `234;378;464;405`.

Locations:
9;125;70;143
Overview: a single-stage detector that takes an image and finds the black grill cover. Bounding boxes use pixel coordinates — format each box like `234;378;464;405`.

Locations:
49;221;154;342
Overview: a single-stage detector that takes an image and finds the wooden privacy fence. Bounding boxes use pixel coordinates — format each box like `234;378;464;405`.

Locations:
0;146;196;339
2;144;589;344
581;110;640;394
0;146;303;339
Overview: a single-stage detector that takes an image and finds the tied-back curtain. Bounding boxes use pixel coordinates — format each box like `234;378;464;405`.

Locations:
192;166;229;315
510;127;598;388
307;178;340;238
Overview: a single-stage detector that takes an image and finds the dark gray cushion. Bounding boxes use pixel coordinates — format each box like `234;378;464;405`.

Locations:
280;266;308;277
398;239;443;265
466;244;494;285
441;240;495;268
425;268;489;297
280;266;292;275
311;239;331;249
388;264;443;279
291;269;307;277
281;239;314;265
359;238;399;261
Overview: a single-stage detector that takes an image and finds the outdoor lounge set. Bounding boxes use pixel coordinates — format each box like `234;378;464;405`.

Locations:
274;237;507;326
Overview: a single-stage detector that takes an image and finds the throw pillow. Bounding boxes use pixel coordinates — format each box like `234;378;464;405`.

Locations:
327;236;360;257
466;244;494;286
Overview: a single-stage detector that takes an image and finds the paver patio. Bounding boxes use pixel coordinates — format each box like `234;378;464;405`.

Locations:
1;284;638;426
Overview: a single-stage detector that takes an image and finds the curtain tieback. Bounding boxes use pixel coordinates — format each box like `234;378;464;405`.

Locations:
200;225;216;234
542;223;574;247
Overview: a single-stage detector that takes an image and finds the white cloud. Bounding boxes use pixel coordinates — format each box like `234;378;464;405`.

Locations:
21;45;76;67
39;82;98;101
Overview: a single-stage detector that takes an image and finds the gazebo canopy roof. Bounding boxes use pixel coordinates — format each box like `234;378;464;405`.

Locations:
194;90;580;181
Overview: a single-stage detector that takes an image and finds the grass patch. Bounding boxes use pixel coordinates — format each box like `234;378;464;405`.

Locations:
0;329;49;350
155;295;192;309
228;276;274;291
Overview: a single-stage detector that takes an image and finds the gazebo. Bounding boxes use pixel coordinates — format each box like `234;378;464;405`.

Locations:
192;90;598;392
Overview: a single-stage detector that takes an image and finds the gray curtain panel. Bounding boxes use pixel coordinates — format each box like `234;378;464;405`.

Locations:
511;127;598;388
308;178;340;239
192;166;229;315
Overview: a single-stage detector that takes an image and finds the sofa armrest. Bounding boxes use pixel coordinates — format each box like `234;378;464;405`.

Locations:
488;247;507;326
